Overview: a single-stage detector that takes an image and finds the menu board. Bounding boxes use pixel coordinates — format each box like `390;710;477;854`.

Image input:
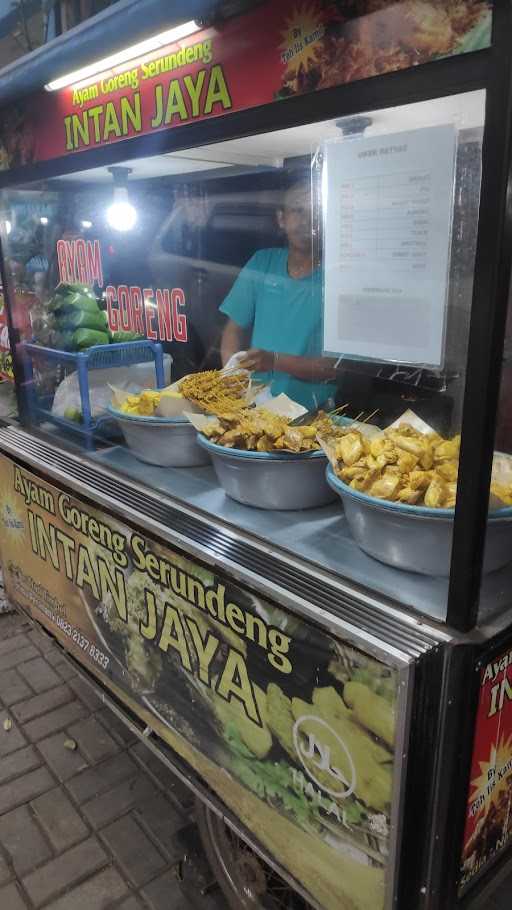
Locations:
322;125;457;366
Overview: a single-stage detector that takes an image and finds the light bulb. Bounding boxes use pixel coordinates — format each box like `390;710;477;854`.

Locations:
4;220;11;235
81;220;92;229
40;216;49;225
106;200;137;231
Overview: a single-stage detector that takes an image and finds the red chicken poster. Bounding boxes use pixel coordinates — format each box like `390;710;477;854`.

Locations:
0;1;493;171
460;643;512;891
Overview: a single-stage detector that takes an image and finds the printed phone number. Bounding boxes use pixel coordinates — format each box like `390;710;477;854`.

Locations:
54;616;110;670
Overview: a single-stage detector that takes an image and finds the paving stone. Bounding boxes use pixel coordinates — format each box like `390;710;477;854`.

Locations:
53;659;77;681
67;715;119;763
0;882;29;910
0;635;31;657
97;706;138;746
0;745;41;786
0;767;55;815
82;774;158;829
101;814;166;886
0;805;52;876
0;850;11;884
31;786;89;852
43;648;66;668
142;870;193;910
116;897;145;910
22;837;107;907
0;670;32;707
27;629;55;654
131;742;194;808
17;657;61;693
69;676;104;712
0;647;40;674
12;685;72;724
66;751;137;805
135;794;187;858
45;865;127;910
0;711;27;758
24;699;86;742
38;732;89;782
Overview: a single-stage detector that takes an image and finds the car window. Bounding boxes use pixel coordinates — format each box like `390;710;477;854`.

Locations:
160;203;279;266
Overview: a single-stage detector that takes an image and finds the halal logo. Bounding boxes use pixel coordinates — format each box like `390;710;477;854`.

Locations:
293;715;356;799
2;503;24;532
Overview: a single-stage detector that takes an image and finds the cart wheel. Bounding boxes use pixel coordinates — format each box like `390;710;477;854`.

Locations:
195;798;311;910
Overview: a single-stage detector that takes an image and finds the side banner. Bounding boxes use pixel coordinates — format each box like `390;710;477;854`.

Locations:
0;455;400;910
460;641;512;892
0;290;13;381
0;0;492;170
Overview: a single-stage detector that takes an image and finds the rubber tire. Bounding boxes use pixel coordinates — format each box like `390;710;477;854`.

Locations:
195;797;272;910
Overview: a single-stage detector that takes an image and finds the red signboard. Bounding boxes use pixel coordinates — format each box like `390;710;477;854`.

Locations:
460;643;512;892
0;1;492;171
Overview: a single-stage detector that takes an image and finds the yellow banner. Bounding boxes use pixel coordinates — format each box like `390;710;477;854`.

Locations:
0;454;398;910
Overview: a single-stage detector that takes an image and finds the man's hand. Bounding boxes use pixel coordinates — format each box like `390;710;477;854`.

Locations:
240;348;275;371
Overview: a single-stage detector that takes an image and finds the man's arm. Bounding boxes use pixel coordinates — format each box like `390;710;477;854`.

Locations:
240;348;338;381
221;319;252;366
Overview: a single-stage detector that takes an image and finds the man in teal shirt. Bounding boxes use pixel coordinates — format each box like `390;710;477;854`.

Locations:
220;182;338;409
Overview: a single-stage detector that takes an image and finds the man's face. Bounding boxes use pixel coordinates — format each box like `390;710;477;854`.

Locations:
278;186;313;253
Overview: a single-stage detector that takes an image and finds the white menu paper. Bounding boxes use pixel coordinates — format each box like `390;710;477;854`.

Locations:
322;124;456;365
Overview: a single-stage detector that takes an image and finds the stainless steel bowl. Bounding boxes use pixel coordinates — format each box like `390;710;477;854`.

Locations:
327;466;512;576
198;436;336;510
108;407;210;468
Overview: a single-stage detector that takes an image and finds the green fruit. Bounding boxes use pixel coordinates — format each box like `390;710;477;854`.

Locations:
64;407;82;423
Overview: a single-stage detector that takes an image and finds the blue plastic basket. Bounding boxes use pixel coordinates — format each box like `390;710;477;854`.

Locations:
21;340;165;449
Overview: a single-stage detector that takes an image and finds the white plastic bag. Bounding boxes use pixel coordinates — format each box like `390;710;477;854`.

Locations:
51;356;172;420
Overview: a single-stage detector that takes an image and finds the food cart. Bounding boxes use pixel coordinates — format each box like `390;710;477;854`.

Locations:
0;2;511;908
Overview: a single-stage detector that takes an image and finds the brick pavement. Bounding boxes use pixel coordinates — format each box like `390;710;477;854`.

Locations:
0;611;229;910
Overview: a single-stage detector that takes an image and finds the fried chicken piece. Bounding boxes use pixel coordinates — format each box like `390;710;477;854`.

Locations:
434;436;461;462
369;473;402;501
397;450;419;473
336;432;364;466
408;470;433;491
424;476;447;508
436;461;458;483
397;487;422;505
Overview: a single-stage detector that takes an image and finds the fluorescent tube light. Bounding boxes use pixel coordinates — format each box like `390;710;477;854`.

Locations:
45;20;201;91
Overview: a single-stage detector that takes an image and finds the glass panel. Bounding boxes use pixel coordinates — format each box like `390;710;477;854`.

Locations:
0;90;485;621
479;282;512;621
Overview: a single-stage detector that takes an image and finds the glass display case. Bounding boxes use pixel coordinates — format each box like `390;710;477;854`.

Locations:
0;89;495;622
0;2;511;909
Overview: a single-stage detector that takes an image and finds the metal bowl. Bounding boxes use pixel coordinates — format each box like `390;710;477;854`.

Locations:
107;406;210;467
198;436;336;510
327;465;512;576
